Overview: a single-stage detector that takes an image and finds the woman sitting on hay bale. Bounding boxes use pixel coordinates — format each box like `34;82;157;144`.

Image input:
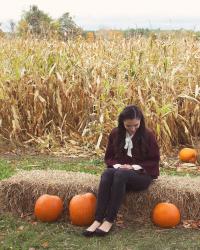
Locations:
83;105;160;237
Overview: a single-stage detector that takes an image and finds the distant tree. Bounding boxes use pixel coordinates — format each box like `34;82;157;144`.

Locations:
0;23;4;37
17;5;53;37
58;12;82;40
124;28;151;38
17;19;29;37
9;20;16;33
48;20;61;39
17;6;81;39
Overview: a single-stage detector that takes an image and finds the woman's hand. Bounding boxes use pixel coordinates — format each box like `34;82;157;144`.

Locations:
120;164;133;170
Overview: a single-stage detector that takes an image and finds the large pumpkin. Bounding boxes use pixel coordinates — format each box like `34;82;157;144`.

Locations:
179;148;197;163
69;193;96;226
152;202;181;228
34;194;63;222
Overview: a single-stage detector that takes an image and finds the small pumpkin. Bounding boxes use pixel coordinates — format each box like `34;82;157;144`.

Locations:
34;194;63;222
69;193;96;226
179;148;197;163
152;202;181;228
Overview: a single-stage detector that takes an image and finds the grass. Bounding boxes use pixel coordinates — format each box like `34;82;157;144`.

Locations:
0;213;200;250
1;155;199;181
0;159;16;180
1;213;200;250
0;156;104;181
1;155;200;249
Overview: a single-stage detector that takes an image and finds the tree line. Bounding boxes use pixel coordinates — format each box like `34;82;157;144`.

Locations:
0;5;199;40
1;5;82;40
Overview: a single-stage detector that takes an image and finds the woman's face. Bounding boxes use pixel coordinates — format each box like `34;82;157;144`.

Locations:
123;119;141;135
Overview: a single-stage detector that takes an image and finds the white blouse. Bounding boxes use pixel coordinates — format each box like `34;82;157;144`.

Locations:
113;132;142;170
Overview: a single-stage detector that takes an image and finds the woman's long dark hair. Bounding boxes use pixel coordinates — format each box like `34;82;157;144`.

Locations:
116;105;148;157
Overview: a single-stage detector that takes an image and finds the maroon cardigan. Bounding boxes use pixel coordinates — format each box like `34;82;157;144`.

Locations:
104;127;160;178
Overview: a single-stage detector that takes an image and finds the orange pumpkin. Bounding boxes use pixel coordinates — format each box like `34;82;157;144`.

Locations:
152;202;181;228
69;193;96;226
34;194;63;222
179;148;197;163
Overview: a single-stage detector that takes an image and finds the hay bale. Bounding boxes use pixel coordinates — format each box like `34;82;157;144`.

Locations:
0;170;200;221
125;175;200;221
0;170;99;218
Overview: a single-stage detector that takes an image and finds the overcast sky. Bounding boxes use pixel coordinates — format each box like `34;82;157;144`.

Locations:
1;0;200;30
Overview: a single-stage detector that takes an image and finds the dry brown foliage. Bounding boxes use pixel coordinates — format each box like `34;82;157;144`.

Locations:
0;33;199;154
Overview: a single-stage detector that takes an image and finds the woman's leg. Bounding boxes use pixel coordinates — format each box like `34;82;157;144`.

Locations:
105;169;152;223
95;168;117;222
83;168;117;235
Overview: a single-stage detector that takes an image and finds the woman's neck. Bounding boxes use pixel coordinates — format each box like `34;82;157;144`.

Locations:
127;131;135;137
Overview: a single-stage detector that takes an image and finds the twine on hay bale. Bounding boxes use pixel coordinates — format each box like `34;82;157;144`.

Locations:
0;170;200;221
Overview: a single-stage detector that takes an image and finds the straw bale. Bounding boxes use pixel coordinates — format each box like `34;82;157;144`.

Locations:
0;170;200;221
0;170;99;219
125;175;200;221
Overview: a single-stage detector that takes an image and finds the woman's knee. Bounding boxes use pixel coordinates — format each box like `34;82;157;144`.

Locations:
101;168;116;181
113;169;128;183
126;174;152;191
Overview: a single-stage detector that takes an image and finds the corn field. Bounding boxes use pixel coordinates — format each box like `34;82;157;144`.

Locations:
0;32;200;155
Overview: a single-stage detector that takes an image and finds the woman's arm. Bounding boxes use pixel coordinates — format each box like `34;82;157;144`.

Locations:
104;129;119;167
137;130;160;178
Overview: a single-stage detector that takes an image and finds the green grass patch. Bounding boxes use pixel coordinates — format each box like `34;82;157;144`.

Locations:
0;214;200;250
0;159;16;180
0;156;104;181
0;156;199;182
